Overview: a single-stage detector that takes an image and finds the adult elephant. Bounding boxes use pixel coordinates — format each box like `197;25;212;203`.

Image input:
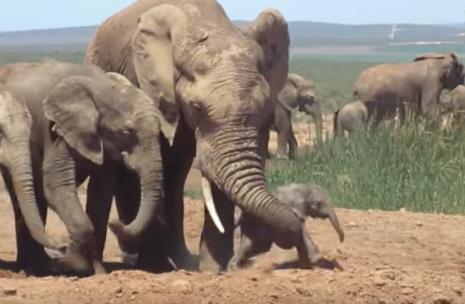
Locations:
86;0;306;272
262;74;322;160
3;60;167;275
354;53;464;125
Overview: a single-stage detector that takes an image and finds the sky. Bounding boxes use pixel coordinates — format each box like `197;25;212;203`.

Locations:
0;0;463;32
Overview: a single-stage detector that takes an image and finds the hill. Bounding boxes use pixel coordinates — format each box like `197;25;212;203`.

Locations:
0;22;463;54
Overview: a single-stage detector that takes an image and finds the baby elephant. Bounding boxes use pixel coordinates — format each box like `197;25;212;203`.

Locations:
230;183;344;269
333;100;368;138
439;85;465;128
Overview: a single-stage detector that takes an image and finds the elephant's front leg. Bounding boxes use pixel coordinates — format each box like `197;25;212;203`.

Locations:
43;139;97;275
288;126;298;160
85;161;117;272
229;231;272;270
199;184;235;272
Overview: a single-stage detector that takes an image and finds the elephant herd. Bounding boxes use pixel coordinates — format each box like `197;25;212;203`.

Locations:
0;0;463;278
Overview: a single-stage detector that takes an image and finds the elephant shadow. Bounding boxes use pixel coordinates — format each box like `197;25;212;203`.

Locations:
274;257;344;271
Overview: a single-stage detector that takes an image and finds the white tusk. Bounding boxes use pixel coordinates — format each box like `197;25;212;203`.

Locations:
201;176;225;234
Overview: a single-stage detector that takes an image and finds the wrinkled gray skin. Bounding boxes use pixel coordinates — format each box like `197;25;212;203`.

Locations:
2;60;165;276
333;100;368;138
354;53;464;125
230;183;344;269
0;86;64;275
439;85;465;127
86;0;304;273
261;74;322;160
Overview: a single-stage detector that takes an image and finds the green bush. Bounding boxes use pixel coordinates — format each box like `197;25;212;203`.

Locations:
266;124;465;215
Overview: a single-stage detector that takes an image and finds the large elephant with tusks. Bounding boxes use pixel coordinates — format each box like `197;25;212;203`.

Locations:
86;0;308;272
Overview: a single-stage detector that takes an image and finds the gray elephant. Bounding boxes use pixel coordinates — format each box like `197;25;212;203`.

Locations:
0;86;64;275
2;60;167;275
354;53;464;125
439;85;465;128
333;100;368;138
86;0;307;273
230;183;344;269
262;74;322;160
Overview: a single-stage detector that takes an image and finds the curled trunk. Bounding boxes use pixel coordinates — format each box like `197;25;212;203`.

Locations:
199;125;302;236
109;118;164;254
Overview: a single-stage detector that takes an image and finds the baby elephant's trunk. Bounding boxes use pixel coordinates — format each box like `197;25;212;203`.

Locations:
327;208;344;242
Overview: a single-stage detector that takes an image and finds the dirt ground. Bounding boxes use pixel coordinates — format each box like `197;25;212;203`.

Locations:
0;118;464;304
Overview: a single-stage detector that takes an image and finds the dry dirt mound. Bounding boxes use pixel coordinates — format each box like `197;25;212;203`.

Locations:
0;197;464;304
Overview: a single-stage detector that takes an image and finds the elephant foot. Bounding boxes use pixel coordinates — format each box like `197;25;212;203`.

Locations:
172;251;198;271
16;253;53;277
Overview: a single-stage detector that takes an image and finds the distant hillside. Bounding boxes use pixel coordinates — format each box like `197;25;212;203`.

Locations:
0;22;463;54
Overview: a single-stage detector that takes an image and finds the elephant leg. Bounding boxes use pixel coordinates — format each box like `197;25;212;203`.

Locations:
258;124;271;161
2;172;50;276
288;125;298;160
229;233;272;270
296;230;322;266
199;183;235;273
276;121;292;160
84;162;117;272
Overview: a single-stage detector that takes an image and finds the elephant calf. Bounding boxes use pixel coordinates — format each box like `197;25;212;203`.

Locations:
261;74;322;160
333;100;368;138
439;85;465;128
230;183;344;269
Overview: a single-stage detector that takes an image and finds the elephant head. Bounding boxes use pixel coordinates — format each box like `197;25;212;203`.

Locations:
280;74;322;145
276;183;344;242
128;4;301;237
0;87;62;252
42;71;166;252
414;53;464;90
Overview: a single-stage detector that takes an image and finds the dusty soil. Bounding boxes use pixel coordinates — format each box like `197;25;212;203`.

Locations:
0;197;464;304
0;117;464;303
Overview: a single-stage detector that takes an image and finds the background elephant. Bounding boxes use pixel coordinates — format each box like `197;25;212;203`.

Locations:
86;0;305;272
2;60;166;275
0;87;64;275
262;74;322;160
439;85;465;128
230;183;344;269
354;53;464;125
333;100;368;138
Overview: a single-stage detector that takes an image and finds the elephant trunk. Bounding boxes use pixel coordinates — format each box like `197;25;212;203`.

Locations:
327;207;344;242
109;125;164;254
8;137;61;251
198;125;302;236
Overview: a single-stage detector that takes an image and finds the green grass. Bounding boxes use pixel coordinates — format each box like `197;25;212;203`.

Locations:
266;124;465;215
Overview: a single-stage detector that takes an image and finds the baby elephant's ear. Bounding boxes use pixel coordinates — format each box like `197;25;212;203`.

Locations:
43;76;103;165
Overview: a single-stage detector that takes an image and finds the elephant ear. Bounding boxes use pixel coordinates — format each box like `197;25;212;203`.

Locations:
131;4;188;128
243;9;290;99
43;76;103;165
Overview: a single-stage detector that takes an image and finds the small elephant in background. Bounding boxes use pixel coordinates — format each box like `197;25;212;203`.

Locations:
262;74;322;160
333;100;368;138
439;85;465;128
230;183;344;269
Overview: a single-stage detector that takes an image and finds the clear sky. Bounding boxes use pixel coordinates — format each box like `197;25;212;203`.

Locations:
1;0;463;32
